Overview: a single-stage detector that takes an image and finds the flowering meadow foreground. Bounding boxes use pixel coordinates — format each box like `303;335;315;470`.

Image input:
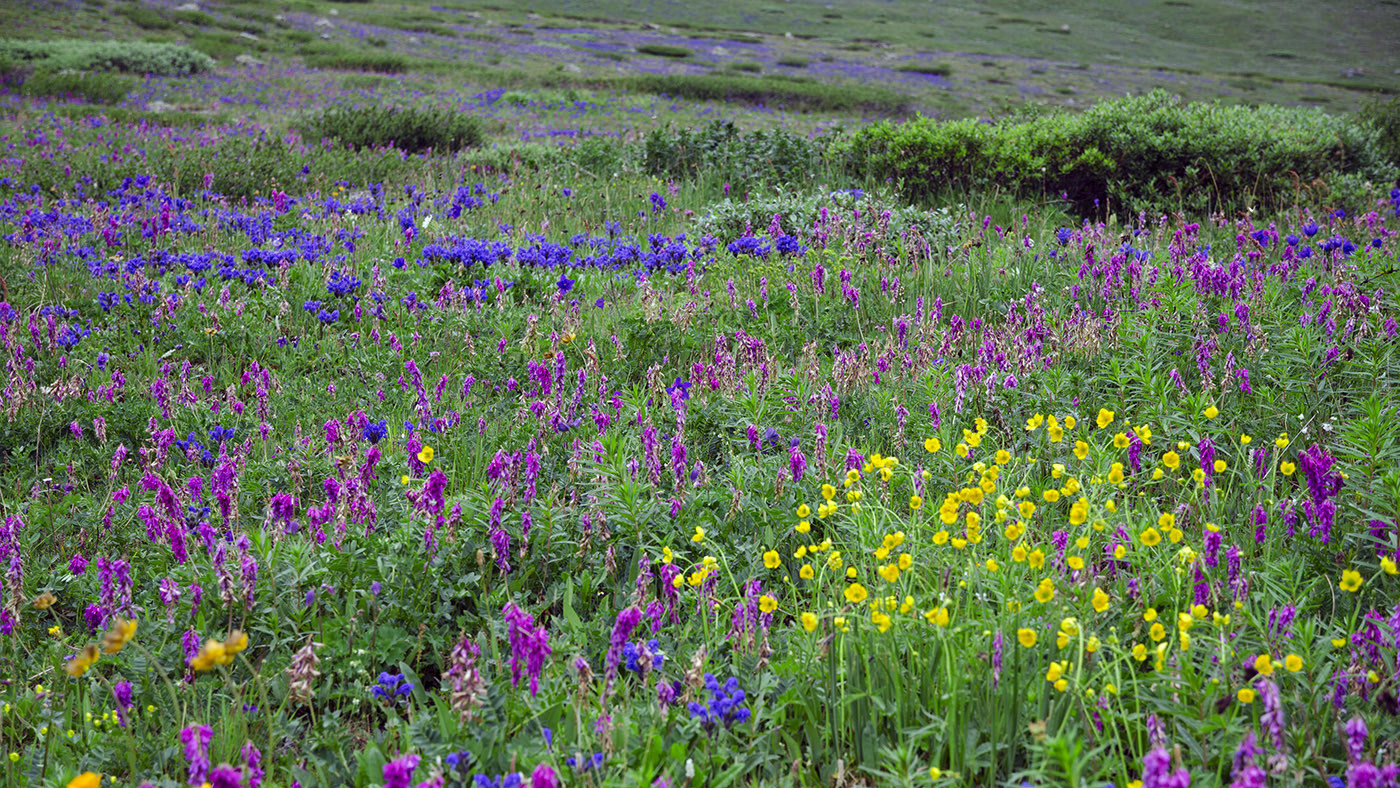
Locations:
2;108;1400;788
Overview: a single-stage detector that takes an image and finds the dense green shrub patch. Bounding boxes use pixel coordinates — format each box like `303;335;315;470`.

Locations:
835;91;1396;214
620;73;908;114
299;105;485;153
17;70;133;104
0;38;213;76
636;43;693;58
643;119;825;184
303;50;412;73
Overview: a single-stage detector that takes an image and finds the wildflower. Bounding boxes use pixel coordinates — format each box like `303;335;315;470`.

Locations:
909;495;923;511
1203;405;1219;419
796;504;811;518
844;583;868;604
800;612;818;632
65;644;100;678
1285;654;1303;672
925;437;941;453
1238;688;1255;703
101;618;137;654
1091;588;1109;613
1140;528;1162;547
181;724;214;786
1254;654;1275;677
1280;461;1296;475
1339;570;1363;592
286;638;322;704
1162;451;1180;471
762;550;781;569
1382;556;1397;575
1017;628;1037;647
691;527;705;543
67;773;101;788
799;564;814;579
33;592;57;610
503;603;552;697
417;445;434;463
758;595;778;613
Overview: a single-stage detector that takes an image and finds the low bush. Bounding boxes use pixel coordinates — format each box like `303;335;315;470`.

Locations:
619;73;907;114
895;62;953;77
299;105;484;153
18;70;134;104
835;90;1397;215
116;4;174;30
636;43;692;58
304;50;411;73
0;38;212;76
1359;94;1400;169
642;119;825;184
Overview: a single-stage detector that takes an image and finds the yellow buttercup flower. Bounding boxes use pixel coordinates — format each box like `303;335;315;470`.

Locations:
799;564;814;579
1096;408;1114;429
417;445;434;463
1073;441;1089;460
821;483;836;500
801;612;818;632
996;449;1012;464
758;595;778;613
1140;528;1162;547
67;773;102;788
1091;587;1109;613
796;504;811;518
924;437;941;453
1213;459;1227;473
1284;654;1304;672
1382;557;1398;575
1238;688;1255;704
1253;653;1275;677
1162;451;1180;471
909;495;923;510
1340;570;1363;592
1203;405;1219;419
763;550;781;569
1280;461;1296;476
844;583;868;604
1017;628;1037;647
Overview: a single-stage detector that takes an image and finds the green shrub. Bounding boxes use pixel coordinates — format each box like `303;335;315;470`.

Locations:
304;50;410;72
116;5;174;30
0;39;212;76
642;119;824;184
636;44;692;58
776;56;809;67
895;62;952;77
188;33;244;61
834;90;1397;216
1359;94;1400;169
299;105;483;153
19;70;133;104
619;74;906;114
726;61;762;73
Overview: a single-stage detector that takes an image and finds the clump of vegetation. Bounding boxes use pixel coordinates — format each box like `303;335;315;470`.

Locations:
836;90;1396;215
0;38;213;76
643;119;825;184
299;105;484;153
620;73;908;114
636;43;693;58
303;50;412;73
895;62;953;77
17;70;134;104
